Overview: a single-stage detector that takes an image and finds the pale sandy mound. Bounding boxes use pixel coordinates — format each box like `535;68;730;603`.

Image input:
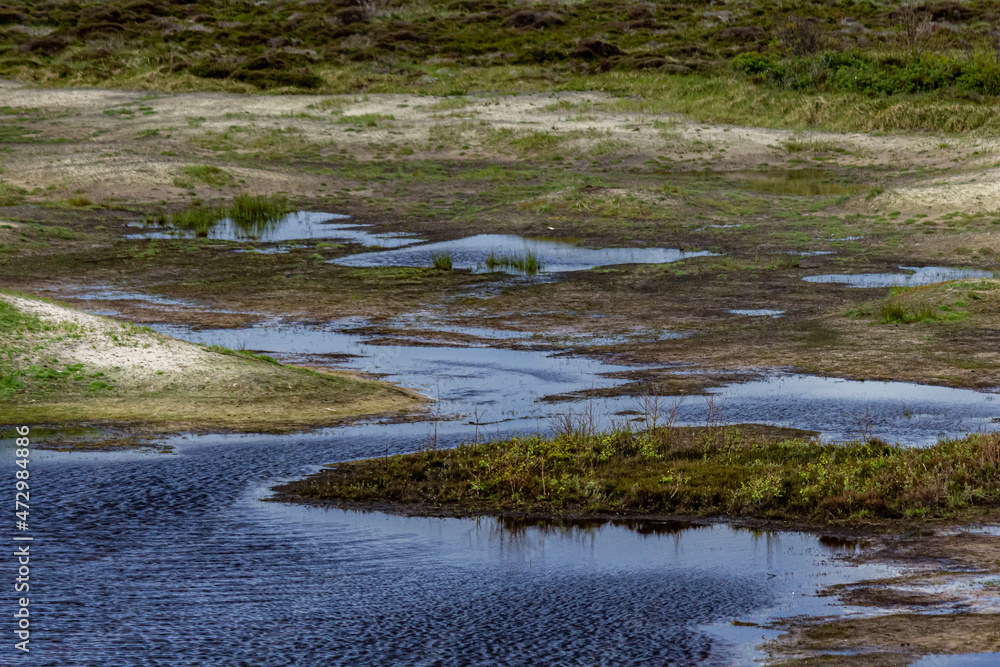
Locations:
872;168;1000;217
4;294;215;374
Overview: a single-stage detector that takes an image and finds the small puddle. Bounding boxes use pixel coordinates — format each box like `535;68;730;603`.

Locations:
727;309;784;318
127;211;420;247
724;169;867;196
804;266;997;288
332;234;714;273
912;653;1000;666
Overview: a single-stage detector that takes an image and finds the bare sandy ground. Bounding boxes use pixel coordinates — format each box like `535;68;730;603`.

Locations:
5;293;215;375
0;78;992;215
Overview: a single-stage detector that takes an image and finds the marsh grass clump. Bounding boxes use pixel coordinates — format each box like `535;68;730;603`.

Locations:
66;195;92;207
863;280;1000;325
227;194;290;238
276;427;1000;526
431;252;453;270
878;301;909;323
483;250;543;274
230;193;288;223
876;299;948;324
170;204;226;237
181;165;233;187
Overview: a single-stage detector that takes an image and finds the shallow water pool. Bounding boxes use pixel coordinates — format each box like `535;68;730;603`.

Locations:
332;234;715;273
804;266;996;288
127;210;420;246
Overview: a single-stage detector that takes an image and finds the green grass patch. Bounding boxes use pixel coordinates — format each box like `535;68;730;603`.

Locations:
180;165;233;187
854;279;1000;325
229;193;289;227
275;426;1000;526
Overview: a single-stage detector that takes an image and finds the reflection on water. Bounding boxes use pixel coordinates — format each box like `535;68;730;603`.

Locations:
2;416;898;666
126;210;420;246
727;309;784;318
804;266;996;288
332;234;715;273
912;653;1000;666
725;169;867;196
150;320;1000;445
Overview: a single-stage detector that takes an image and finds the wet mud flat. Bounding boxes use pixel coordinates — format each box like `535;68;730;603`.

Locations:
5;84;1000;664
8;284;1000;662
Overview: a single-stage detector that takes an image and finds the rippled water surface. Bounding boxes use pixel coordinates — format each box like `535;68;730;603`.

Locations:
4;423;897;666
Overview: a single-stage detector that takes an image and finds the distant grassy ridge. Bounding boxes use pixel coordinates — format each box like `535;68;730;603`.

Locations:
6;1;1000;133
275;424;1000;527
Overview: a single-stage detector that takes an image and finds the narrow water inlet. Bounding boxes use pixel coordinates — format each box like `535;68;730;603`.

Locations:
727;309;784;318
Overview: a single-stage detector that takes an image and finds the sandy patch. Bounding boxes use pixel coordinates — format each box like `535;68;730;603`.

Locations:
875;166;1000;216
5;294;214;374
0;81;984;206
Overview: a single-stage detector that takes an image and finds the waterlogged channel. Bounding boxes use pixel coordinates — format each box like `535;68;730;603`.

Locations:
154;320;1000;445
804;266;997;288
9;311;1000;664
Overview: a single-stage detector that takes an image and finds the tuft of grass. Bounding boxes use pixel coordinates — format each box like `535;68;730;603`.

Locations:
483;250;543;274
431;252;453;270
181;165;233;187
66;195;92;207
229;193;288;224
167;194;289;237
0;182;26;206
227;193;289;238
170;205;226;237
879;299;940;324
878;302;909;323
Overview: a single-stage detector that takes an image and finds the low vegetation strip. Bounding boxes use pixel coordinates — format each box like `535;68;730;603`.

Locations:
6;1;1000;134
275;425;1000;527
0;292;420;433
